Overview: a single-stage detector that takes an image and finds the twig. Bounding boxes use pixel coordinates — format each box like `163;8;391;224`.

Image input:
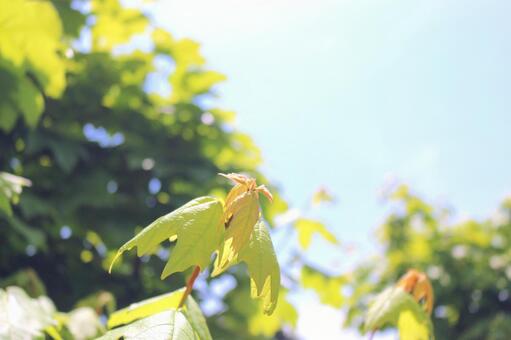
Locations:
178;265;201;308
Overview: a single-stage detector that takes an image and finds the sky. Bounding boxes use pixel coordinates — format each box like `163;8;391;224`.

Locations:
143;0;511;338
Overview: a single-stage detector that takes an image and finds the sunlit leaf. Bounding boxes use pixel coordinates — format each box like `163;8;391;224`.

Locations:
0;0;65;95
109;196;223;279
108;288;212;339
301;266;345;308
91;0;148;51
294;218;338;250
398;309;430;340
108;288;183;329
364;286;433;338
246;290;297;336
0;0;65;131
183;293;212;340
213;173;273;274
397;269;434;315
214;191;260;273
311;186;335;206
98;310;196;340
239;221;280;315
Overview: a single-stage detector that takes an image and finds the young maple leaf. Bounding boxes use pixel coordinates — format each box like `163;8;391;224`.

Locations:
396;269;434;315
213;173;273;274
212;174;280;315
238;220;280;315
109;196;223;279
364;269;434;338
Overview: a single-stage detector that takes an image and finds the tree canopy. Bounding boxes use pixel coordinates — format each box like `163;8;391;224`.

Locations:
1;1;509;340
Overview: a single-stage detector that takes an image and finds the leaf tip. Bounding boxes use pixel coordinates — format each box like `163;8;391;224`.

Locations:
108;251;123;274
257;185;273;203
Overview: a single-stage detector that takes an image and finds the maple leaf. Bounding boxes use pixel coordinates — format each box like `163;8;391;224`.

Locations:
223;221;280;315
365;269;435;340
109;196;223;279
106;288;211;340
213;173;272;275
397;269;434;315
364;286;433;339
311;186;335;206
98;310;196;340
294;218;338;250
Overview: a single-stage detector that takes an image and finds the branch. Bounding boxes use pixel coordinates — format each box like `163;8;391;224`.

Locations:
178;265;201;308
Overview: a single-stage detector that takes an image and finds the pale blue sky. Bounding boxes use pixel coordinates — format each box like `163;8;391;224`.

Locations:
146;1;511;338
148;0;511;255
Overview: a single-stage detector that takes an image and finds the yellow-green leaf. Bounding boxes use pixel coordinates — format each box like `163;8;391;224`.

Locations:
364;286;433;337
301;266;345;308
294;218;338;250
246;290;297;336
107;288;211;340
108;288;184;329
398;309;430;340
98;310;196;340
238;221;280;315
109;196;223;279
213;191;260;274
0;0;65;97
91;0;148;51
181;293;212;340
311;187;335;206
0;0;65;130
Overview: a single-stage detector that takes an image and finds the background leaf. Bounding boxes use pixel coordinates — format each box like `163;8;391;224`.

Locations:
364;286;433;338
294;218;338;250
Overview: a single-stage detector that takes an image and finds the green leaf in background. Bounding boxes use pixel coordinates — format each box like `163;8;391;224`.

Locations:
99;310;197;340
221;283;297;337
311;186;335;206
0;191;11;216
364;286;433;339
91;0;148;51
109;196;224;279
294;218;338;250
0;172;31;216
6;215;46;250
0;0;65;94
0;0;66;130
237;221;280;315
246;290;298;336
301;266;346;308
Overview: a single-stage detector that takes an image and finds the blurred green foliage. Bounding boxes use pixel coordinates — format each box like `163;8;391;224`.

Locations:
5;1;507;339
0;0;296;338
342;185;511;339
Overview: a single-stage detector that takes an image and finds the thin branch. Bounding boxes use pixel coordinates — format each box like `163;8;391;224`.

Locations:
178;265;201;308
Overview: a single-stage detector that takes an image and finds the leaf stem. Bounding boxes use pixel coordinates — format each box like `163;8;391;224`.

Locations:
178;265;201;308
